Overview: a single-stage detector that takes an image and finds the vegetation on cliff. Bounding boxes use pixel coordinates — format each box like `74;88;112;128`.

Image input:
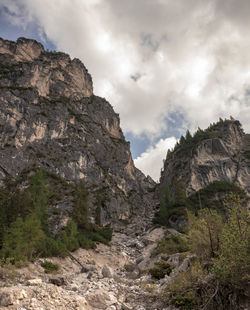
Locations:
0;168;112;265
154;186;249;309
154;180;248;228
166;194;249;309
166;118;242;160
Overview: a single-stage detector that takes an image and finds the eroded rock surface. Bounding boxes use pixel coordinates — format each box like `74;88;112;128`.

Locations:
0;37;155;225
160;120;250;196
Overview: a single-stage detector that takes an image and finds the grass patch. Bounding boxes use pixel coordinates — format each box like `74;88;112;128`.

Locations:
153;233;190;256
41;261;60;273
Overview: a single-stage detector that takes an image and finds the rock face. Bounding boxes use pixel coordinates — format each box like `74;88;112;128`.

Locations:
0;37;155;225
0;37;93;98
160;120;250;196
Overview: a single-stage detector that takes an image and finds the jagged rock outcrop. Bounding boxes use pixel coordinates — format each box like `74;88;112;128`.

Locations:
0;37;93;98
160;119;250;196
0;37;155;225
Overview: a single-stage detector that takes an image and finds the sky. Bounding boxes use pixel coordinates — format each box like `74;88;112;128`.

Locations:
0;0;250;181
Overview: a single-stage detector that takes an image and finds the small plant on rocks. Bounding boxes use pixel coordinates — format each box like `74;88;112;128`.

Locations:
41;261;60;273
149;260;173;279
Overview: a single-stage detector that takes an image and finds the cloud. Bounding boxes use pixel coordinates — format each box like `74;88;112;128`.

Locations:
1;0;250;139
134;137;177;181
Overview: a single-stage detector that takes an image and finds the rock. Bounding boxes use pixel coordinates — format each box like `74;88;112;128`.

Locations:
27;278;43;286
87;271;93;279
136;255;144;264
102;264;113;278
0;38;156;230
70;284;78;291
0;288;28;306
135;306;146;310
124;262;137;272
167;253;180;268
143;227;165;243
0;290;14;306
122;303;133;310
81;263;97;273
159;119;250;198
126;239;144;249
159;275;172;285
86;290;117;309
49;277;66;286
177;255;196;272
166;228;181;235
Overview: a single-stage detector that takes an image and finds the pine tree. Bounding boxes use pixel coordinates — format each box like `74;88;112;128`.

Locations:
179;135;186;146
185;130;192;143
157;185;175;225
60;219;79;252
172;179;187;208
72;183;90;231
1;215;45;262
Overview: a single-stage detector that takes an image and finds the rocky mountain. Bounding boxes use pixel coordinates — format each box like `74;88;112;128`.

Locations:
0;37;155;227
0;37;249;310
159;119;250;197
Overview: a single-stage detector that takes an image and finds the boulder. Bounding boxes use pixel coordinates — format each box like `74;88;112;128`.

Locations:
0;288;28;306
49;277;66;286
27;278;43;286
86;290;117;309
102;264;113;278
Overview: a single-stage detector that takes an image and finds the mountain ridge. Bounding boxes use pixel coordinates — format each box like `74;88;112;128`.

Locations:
0;36;155;228
159;118;250;197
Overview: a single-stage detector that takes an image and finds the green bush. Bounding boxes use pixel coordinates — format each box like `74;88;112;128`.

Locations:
188;209;223;260
0;168;113;264
154;182;188;227
171;292;197;309
39;236;67;257
72;183;90;230
97;226;112;242
60;220;80;252
77;232;95;249
153;233;190;256
41;261;60;273
166;194;249;309
167;260;206;309
212;194;249;288
187;181;247;214
149;260;173;279
154;185;175;226
0;216;45;263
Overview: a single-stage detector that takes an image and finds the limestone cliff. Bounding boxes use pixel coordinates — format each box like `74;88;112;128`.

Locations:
0;37;155;226
160;119;250;197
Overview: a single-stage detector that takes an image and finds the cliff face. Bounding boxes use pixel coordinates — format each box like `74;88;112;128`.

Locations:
0;37;93;98
160;120;250;196
0;37;155;225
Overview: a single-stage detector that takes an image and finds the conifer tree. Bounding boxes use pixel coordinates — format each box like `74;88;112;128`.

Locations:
179;135;186;146
185;130;192;142
72;183;89;231
172;179;187;207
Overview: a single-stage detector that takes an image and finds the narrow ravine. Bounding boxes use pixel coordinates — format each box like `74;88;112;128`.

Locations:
0;205;186;310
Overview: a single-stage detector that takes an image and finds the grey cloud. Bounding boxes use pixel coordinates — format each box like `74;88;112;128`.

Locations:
1;0;250;140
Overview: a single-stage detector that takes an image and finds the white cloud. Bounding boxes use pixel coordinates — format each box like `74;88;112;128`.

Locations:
134;137;177;181
1;0;250;137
